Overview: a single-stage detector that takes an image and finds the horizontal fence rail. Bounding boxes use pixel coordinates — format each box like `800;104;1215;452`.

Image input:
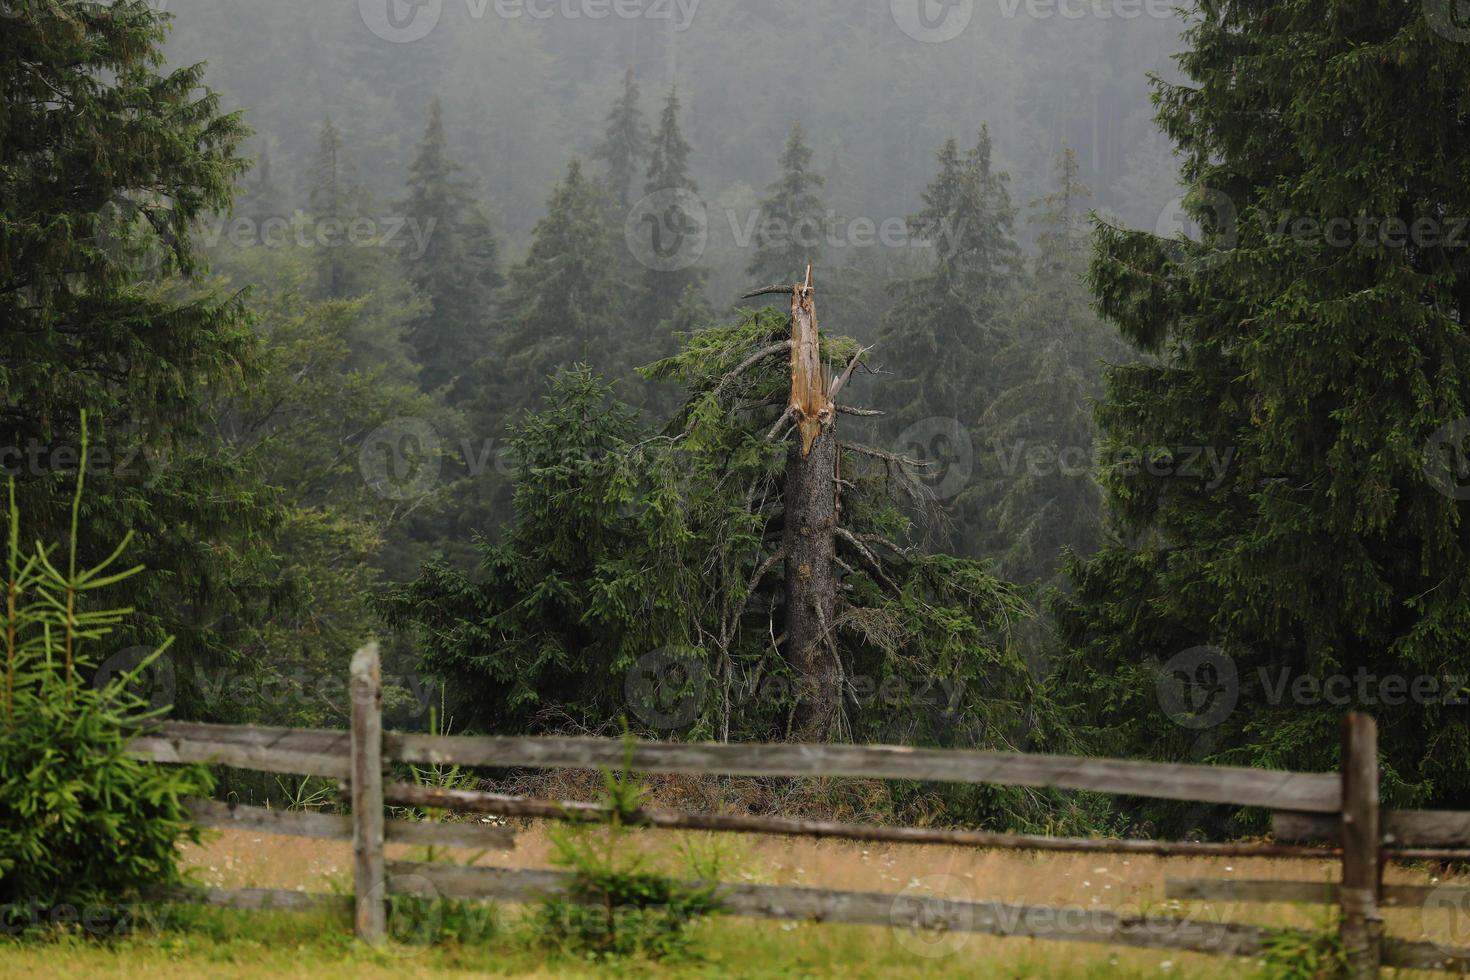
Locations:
125;644;1470;978
384;732;1344;813
186;799;516;851
383;781;1338;860
131;719;1341;812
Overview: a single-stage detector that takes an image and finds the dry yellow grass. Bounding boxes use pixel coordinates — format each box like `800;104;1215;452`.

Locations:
2;822;1461;977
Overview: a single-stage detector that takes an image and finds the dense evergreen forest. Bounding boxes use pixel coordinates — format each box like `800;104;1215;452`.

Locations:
4;0;1469;841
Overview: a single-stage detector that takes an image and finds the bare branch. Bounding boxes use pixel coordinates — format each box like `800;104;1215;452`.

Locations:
843;443;933;469
837;405;885;418
741;284;796;299
836;527;900;593
828;346;874;401
682;341;793;438
765;406;795;442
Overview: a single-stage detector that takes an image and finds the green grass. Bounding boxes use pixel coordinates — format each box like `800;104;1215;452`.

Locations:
0;902;1266;979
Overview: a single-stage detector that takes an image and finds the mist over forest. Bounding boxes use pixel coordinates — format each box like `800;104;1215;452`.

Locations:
6;6;1470;957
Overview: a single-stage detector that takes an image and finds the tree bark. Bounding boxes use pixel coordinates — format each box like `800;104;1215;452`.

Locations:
782;269;840;740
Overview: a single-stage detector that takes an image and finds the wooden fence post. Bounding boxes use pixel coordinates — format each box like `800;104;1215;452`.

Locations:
350;642;386;944
1340;713;1382;978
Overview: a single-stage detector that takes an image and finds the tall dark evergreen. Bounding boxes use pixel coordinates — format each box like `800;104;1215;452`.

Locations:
746;124;828;287
593;68;650;209
1054;0;1470;816
874;129;1022;556
976;148;1131;584
639;87;706;328
483;159;624;426
306;117;374;301
0;0;283;715
400;98;504;399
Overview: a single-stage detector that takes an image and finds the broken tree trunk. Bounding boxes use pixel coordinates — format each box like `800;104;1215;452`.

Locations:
782;268;841;741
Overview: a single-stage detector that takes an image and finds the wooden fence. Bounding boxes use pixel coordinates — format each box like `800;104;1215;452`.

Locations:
129;644;1470;978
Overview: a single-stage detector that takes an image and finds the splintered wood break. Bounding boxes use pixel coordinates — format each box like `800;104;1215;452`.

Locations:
789;265;833;457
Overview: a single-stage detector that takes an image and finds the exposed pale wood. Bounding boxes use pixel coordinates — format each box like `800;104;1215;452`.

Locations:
386;861;1298;959
351;642;386;945
384;782;1335;859
382;734;1342;812
1276;808;1470;849
151;886;350;913
1340;713;1383;979
1167;879;1468;909
788;267;831;458
185;798;514;850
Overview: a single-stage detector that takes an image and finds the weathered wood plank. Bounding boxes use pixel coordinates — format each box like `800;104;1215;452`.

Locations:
385;861;1297;959
187;799;352;840
151;886;350;913
383;734;1341;812
185;798;514;850
130;721;350;778
388;820;515;850
1340;713;1382;978
351;643;387;945
1382;939;1470;973
1167;879;1469;909
1276;809;1470;849
384;782;1334;859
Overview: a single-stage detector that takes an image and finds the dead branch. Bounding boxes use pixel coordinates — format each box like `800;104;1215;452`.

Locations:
764;406;795;442
828;346;874;401
836;526;900;593
741;284;798;299
837;405;885;418
843;443;933;469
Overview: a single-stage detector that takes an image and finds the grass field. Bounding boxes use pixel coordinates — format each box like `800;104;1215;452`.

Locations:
1;822;1461;977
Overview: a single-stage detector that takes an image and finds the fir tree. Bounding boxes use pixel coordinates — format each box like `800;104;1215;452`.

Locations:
975;148;1130;584
746;124;828;287
874;128;1023;555
1053;0;1470;817
593;68;651;208
306;117;375;300
639;86;706;329
482;159;625;427
0;0;283;716
400;98;504;400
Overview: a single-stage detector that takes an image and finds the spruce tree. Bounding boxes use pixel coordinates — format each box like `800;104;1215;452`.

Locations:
483;159;624;426
0;0;283;715
400;98;504;400
639;86;706;329
874;128;1022;555
975;148;1131;584
1054;0;1470;815
746;124;828;287
306;117;375;301
593;68;651;208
